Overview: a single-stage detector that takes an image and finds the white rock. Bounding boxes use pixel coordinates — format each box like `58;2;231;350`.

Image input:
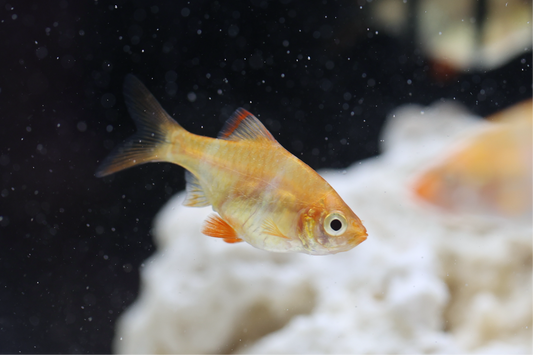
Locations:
114;102;532;354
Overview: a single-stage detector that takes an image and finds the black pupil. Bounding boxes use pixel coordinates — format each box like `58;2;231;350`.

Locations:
330;218;342;231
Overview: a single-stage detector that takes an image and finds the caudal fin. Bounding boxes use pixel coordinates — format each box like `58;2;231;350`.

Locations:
96;74;182;177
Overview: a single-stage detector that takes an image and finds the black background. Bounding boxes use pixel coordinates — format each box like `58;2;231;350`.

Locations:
0;0;530;353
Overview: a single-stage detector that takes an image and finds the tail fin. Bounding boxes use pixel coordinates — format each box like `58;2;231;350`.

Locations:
96;74;182;177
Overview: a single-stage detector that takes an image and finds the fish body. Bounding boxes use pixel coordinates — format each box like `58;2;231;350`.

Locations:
413;99;532;219
97;75;367;255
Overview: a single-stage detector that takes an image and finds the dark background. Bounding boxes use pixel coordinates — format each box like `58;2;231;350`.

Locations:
0;0;530;353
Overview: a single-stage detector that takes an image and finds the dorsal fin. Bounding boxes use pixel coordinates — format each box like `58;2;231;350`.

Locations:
218;108;277;142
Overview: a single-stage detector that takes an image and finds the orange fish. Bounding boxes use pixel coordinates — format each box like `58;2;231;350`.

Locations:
96;75;367;255
413;99;533;219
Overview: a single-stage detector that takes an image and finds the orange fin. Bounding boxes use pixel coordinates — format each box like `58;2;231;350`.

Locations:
202;214;243;243
222;237;244;244
218;108;278;143
262;219;289;239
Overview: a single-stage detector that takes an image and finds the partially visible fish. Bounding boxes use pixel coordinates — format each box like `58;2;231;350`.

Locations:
372;0;532;74
413;99;533;219
96;75;367;255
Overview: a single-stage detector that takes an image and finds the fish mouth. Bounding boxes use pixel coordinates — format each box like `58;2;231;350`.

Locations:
350;233;367;246
350;223;368;245
356;233;367;244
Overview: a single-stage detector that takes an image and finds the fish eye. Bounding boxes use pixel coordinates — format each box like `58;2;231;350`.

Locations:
324;212;347;236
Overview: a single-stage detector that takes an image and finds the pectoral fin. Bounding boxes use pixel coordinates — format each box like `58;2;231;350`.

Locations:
262;219;289;239
202;214;243;244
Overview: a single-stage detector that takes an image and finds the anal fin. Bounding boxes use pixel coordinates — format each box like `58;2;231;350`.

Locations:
202;214;243;244
183;171;210;207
